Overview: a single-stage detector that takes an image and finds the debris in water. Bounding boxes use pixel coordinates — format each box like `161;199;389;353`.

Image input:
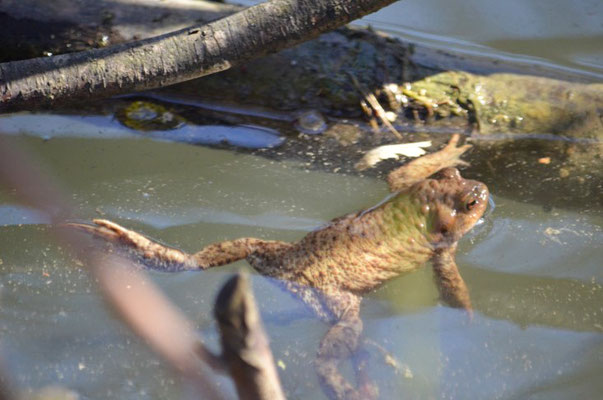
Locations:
355;141;432;170
538;157;551;164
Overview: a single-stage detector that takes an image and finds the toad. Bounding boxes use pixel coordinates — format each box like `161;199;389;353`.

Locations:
70;134;488;399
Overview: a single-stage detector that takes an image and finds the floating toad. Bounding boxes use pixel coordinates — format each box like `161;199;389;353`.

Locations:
70;134;489;399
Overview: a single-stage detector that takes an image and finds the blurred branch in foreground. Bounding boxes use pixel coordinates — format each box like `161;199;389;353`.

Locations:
0;136;284;399
89;253;226;400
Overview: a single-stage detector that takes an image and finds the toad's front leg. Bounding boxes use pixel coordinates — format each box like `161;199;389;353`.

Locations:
315;291;378;400
67;219;289;272
432;247;472;314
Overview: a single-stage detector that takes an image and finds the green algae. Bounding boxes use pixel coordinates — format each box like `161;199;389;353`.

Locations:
116;100;186;131
409;71;603;140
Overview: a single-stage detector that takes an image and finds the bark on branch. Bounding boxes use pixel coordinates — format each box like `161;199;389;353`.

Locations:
0;0;397;112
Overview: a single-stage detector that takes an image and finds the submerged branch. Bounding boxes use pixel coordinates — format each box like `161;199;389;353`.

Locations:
215;273;286;400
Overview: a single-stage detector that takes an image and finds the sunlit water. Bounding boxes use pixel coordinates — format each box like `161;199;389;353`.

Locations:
0;126;601;399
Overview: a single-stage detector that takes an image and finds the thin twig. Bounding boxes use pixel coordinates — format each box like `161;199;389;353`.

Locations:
348;72;402;139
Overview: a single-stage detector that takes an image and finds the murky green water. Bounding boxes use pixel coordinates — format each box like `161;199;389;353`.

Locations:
0;117;601;399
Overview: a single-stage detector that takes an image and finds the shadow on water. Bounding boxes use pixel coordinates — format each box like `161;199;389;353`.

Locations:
465;136;602;213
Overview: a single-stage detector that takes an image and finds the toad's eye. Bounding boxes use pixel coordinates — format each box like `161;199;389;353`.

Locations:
465;199;477;211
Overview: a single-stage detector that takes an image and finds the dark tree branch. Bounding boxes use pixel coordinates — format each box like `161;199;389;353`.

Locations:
0;0;397;112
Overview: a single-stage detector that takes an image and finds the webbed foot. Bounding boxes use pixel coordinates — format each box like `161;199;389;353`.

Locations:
66;219;196;271
437;133;472;169
67;219;154;248
362;338;413;378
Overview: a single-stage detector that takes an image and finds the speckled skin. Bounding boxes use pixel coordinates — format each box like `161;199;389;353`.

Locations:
70;135;489;400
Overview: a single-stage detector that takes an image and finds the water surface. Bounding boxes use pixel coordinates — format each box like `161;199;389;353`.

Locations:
0;127;601;399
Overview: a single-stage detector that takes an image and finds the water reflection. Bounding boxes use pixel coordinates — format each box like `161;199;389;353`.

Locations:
0;205;50;226
0;113;284;149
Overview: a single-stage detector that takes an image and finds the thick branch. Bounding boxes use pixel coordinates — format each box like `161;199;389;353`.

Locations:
0;0;396;112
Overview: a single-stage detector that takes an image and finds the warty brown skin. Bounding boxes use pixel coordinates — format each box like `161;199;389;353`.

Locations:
69;134;489;400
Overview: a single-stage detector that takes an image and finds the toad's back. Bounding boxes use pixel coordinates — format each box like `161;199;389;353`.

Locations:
276;192;435;293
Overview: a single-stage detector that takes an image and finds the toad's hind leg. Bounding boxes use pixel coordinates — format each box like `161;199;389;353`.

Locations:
67;219;289;272
387;133;472;192
315;291;378;400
